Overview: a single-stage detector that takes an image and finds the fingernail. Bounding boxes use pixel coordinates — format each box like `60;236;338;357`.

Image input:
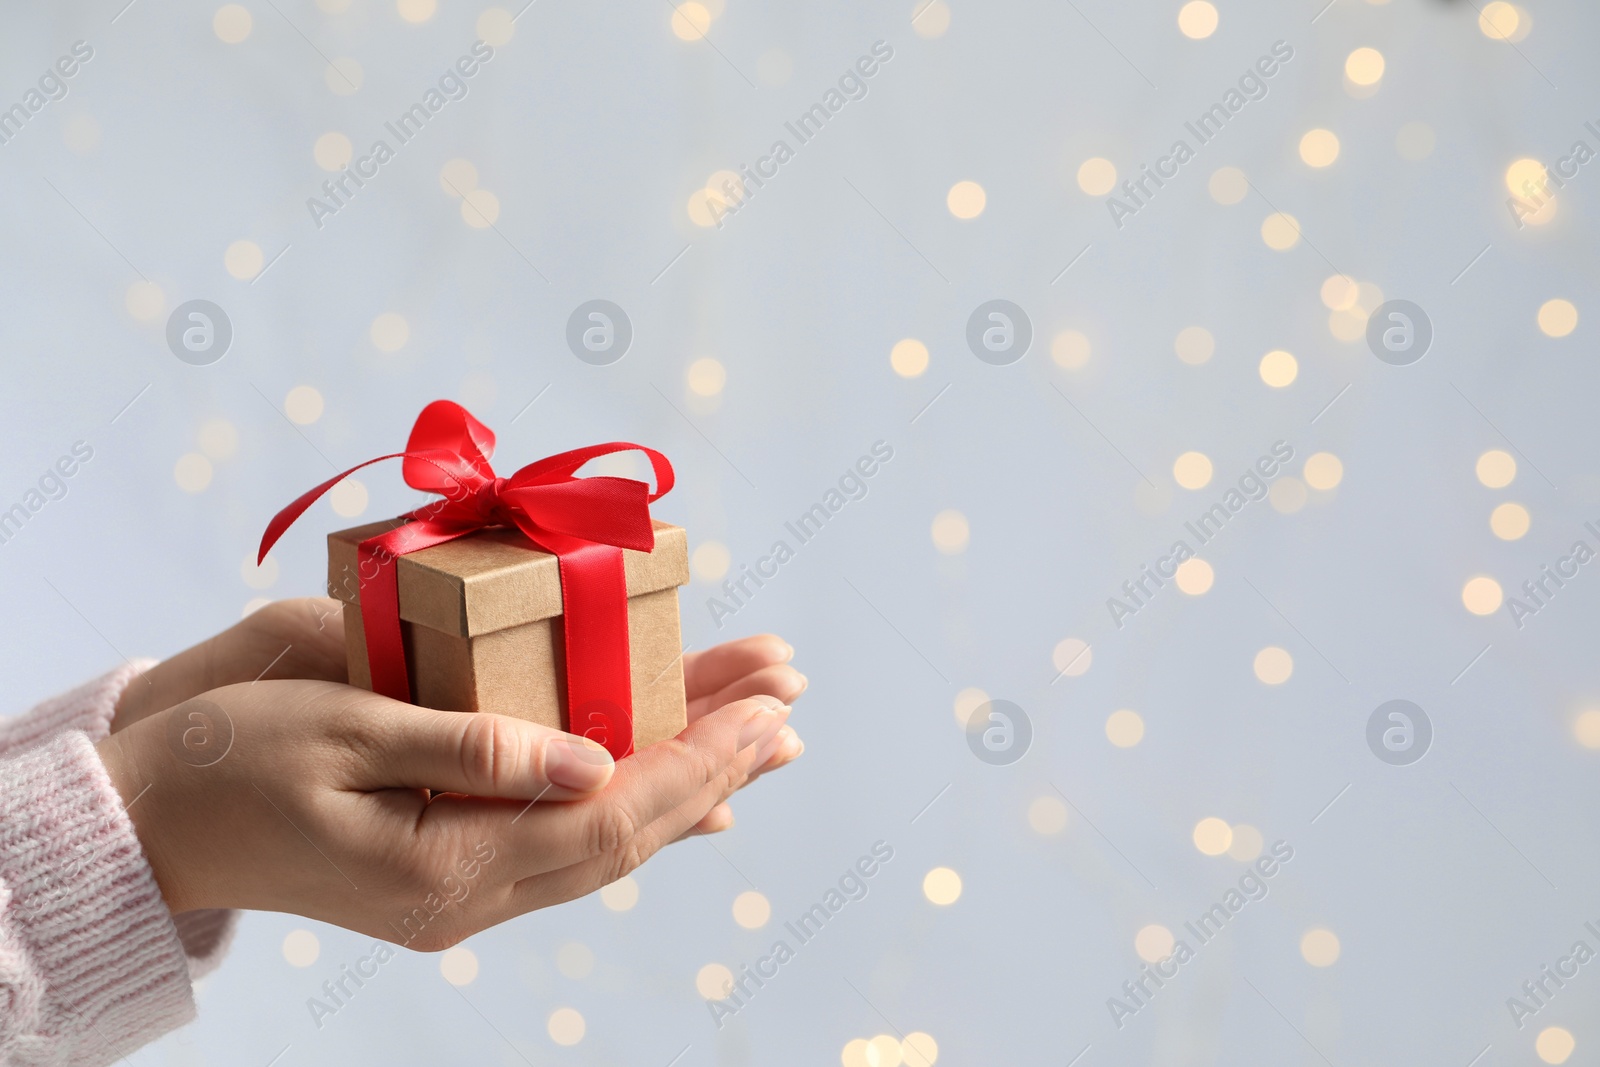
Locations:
792;672;809;697
752;694;787;711
756;724;795;766
739;706;788;751
781;641;795;662
546;738;614;791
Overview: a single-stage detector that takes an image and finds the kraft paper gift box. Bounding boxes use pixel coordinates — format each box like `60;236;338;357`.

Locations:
326;518;690;748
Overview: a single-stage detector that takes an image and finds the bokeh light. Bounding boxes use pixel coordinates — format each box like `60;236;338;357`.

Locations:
440;946;478;985
1253;646;1293;685
1300;928;1341;967
1173;451;1213;490
1106;709;1144;747
892;338;930;377
1077;157;1117;195
1462;577;1504;615
1193;817;1232;856
947;181;987;219
1177;1;1218;38
922;867;962;905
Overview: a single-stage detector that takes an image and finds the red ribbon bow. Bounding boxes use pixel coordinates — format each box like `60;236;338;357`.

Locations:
258;400;674;758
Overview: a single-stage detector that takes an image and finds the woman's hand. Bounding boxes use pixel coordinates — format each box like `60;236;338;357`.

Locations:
97;680;792;946
679;634;807;833
112;597;348;732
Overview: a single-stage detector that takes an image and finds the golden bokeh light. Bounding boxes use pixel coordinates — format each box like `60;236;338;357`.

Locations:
314;131;352;171
1175;325;1215;364
1052;637;1092;677
1490;502;1530;540
892;338;930;377
1476;450;1517;488
1270;476;1308;513
370;312;409;353
329;478;368;518
1106;708;1144;747
1479;1;1520;40
691;540;731;582
460;188;500;228
1300;928;1341;967
671;2;713;40
439;946;478;985
1177;0;1218;39
1173;451;1213;490
397;0;436;23
1261;212;1302;250
1462;576;1504;615
284;385;324;425
1304;452;1343;490
1573;710;1600;749
1077;157;1117;195
282;929;319;967
902;1032;939;1067
1135;924;1175;962
1193;817;1233;856
912;0;952;39
953;687;990;728
213;4;253;43
922;867;962;905
696;963;734;999
1321;274;1359;310
1175;558;1214;595
687;357;726;396
600;876;639;911
1299;129;1340;168
547;1007;585;1046
1028;796;1069;834
477;7;515;45
174;453;213;493
1208;166;1248;204
1345;47;1385;85
1259;349;1298;387
1253;646;1293;685
1051;330;1091;369
733;891;771;929
947;180;987;219
1538;299;1578;338
931;509;969;554
1537;1027;1575;1065
224;239;263;280
440;158;479;196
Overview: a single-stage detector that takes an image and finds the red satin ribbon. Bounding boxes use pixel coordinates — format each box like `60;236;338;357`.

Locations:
257;400;674;759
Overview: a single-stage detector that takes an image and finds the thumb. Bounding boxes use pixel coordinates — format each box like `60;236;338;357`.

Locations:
346;704;616;801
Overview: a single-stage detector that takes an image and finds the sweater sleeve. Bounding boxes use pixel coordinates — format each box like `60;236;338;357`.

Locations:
0;664;240;1065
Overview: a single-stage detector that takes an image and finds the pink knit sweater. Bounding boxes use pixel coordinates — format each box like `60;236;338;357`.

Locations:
0;662;237;1065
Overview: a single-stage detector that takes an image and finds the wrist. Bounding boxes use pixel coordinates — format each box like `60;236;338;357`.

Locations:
96;728;194;913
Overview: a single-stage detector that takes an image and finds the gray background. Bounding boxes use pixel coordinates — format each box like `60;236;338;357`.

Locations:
3;0;1598;1063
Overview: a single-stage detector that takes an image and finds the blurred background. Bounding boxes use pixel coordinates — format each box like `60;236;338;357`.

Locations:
4;0;1600;1062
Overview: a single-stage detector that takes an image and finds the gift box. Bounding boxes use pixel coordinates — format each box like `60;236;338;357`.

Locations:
260;400;686;758
325;518;689;747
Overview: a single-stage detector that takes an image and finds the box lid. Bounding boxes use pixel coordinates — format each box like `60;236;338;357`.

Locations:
327;519;688;638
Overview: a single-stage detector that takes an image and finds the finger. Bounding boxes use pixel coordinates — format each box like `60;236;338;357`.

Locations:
688;664;807;722
691;802;735;835
683;636;792;700
447;697;789;880
754;725;803;776
343;703;616;801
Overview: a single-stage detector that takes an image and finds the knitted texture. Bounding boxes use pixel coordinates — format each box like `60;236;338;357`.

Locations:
0;664;240;1064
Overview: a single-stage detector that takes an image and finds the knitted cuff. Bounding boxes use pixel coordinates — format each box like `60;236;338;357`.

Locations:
0;659;158;754
0;731;195;1065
